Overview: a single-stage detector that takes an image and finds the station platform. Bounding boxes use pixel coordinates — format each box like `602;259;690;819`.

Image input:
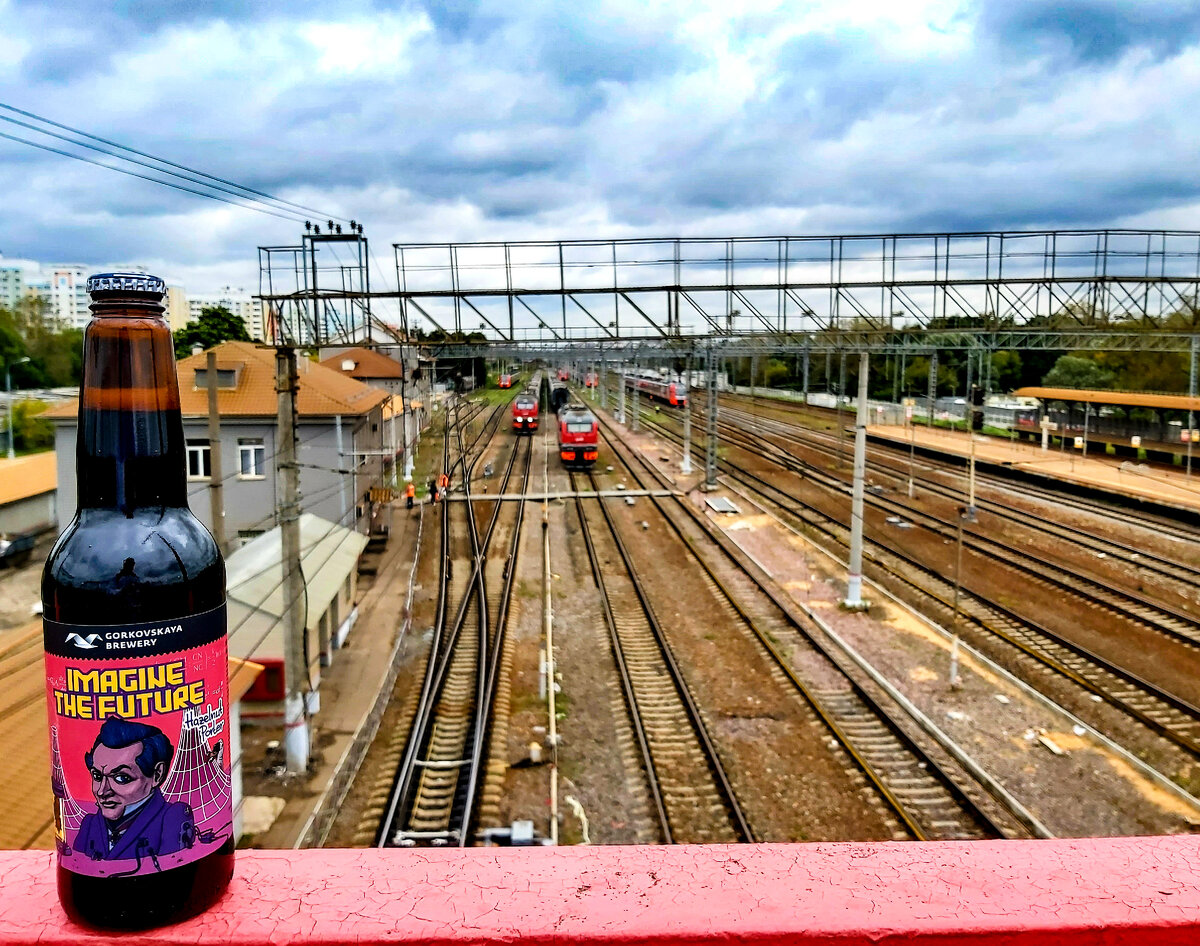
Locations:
868;424;1200;515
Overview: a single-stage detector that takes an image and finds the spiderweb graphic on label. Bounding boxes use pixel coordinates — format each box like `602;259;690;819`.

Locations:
162;703;230;836
50;726;86;839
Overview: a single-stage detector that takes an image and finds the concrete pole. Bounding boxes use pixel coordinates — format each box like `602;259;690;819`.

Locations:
801;345;810;405
205;351;227;553
1189;336;1197;478
618;365;626;424
705;352;719;488
276;347;309;774
682;354;693;475
599;357;607;409
843;351;870;610
631;361;640;432
963;350;973;434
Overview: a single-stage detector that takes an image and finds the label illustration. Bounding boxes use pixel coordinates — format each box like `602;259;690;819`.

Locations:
44;605;230;877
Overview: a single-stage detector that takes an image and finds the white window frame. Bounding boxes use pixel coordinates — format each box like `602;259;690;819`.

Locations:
186;440;211;480
237;438;266;480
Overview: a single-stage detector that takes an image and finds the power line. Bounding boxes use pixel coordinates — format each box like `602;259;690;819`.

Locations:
0;129;305;224
0;102;347;224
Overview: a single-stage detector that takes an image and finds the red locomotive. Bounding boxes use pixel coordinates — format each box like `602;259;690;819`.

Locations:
558;406;599;467
498;373;513;388
557;367;570;382
625;371;688;407
584;372;597;388
512;393;539;433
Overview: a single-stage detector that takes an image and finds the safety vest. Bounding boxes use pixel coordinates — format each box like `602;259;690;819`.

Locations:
438;474;449;489
405;483;415;498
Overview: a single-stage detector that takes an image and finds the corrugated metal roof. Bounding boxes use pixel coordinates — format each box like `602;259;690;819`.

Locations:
226;513;368;664
46;341;389;421
1014;387;1200;410
0;452;56;507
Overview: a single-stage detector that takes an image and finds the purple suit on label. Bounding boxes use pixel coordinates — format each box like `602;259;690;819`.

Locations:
75;789;195;862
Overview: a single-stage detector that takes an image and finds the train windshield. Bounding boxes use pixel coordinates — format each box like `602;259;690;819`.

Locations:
515;397;537;409
566;420;593;433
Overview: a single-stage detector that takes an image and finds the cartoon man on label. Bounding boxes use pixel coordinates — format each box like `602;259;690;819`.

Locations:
75;716;195;863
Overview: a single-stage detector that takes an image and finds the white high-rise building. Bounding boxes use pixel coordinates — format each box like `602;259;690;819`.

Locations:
47;264;90;328
188;286;264;340
0;265;22;311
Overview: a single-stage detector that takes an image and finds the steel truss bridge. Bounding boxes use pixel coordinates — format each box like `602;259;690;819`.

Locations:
259;229;1200;357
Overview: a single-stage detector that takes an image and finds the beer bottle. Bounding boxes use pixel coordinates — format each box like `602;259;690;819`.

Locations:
42;274;232;928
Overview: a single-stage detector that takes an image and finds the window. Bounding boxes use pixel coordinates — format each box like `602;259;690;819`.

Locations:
567;421;593;433
238;438;265;478
186;440;211;479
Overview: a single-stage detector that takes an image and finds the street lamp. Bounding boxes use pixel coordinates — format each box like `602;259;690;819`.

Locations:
6;356;30;460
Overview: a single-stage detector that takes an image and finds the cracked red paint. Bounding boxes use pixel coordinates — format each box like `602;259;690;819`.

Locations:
1;840;1200;943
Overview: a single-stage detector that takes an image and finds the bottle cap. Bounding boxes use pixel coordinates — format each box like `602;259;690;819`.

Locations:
86;273;166;301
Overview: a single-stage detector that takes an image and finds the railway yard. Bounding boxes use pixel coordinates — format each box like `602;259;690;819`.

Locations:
325;374;1200;848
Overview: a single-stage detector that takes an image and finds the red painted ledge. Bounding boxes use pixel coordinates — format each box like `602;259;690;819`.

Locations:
2;837;1199;944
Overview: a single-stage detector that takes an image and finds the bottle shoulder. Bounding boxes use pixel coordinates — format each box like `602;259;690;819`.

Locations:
43;508;225;623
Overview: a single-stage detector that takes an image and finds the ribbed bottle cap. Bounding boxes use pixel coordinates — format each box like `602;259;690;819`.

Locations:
86;272;166;300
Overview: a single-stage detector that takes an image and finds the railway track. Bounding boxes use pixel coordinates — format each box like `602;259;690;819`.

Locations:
570;468;752;843
719;399;1200;597
625;400;1200;761
377;395;521;846
591;421;1024;841
723;391;1200;550
711;409;1200;651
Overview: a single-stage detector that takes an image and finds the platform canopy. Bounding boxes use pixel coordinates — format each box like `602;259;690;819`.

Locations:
1015;387;1200;411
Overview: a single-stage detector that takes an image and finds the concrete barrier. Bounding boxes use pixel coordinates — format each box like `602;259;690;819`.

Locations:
3;837;1199;943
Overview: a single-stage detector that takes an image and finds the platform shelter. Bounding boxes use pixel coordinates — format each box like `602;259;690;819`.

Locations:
1013;387;1200;463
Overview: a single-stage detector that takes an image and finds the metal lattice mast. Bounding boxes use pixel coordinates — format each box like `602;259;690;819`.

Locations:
927;350;939;427
682;354;693;475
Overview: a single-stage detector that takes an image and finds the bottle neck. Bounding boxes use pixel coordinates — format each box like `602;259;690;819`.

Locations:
76;302;188;513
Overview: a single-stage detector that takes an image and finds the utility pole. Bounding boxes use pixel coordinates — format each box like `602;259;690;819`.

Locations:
631;360;640;432
618;363;626;425
681;354;693;475
705;349;719;488
1189;336;1198;478
801;342;810;405
276;346;309;775
843;351;869;610
205;351;227;553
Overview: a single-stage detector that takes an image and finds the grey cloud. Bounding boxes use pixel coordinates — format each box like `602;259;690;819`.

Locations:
975;0;1200;64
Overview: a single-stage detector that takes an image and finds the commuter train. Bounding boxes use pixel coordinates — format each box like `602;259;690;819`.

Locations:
549;381;570;413
512;392;539;433
584;372;597;388
557;367;570;382
559;405;599;468
625;371;688;407
498;373;513;389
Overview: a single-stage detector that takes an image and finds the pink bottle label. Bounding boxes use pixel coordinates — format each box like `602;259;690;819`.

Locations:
43;605;231;877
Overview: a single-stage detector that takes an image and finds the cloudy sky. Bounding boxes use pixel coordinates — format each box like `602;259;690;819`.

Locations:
2;0;1199;300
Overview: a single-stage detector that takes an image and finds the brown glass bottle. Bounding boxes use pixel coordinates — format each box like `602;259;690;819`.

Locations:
42;274;232;929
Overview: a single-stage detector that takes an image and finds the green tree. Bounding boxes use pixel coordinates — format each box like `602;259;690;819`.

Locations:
1042;355;1115;390
11;398;53;451
989;350;1023;392
173;305;251;359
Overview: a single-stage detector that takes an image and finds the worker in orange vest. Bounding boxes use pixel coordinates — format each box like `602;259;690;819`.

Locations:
437;472;449;502
405;481;415;510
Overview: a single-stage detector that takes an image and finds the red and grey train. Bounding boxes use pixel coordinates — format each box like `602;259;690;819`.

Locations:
511;392;539;433
558;405;599;468
624;371;688;407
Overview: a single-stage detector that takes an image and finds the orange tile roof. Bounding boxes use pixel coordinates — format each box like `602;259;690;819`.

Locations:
1015;387;1200;411
46;341;389;421
0;451;57;506
320;347;404;380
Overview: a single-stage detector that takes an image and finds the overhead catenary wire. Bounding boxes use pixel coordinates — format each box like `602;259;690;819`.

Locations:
0;129;307;224
0;102;348;225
